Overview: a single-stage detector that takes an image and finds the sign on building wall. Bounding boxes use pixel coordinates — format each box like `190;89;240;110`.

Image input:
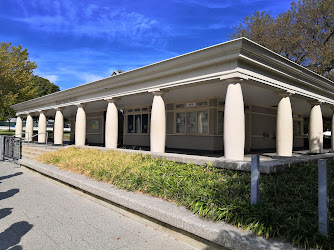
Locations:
92;120;99;130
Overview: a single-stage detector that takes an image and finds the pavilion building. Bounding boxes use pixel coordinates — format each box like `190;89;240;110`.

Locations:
12;38;334;160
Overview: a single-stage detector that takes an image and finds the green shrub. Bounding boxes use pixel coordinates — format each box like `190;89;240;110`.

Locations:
38;148;334;249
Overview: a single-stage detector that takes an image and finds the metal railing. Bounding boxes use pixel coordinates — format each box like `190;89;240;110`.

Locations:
25;132;49;148
15;132;49;148
14;132;29;140
14;132;30;145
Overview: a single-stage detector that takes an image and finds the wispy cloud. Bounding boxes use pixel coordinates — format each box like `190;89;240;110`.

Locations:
30;46;179;89
44;75;58;83
34;69;58;83
174;0;232;8
79;73;104;83
11;0;169;46
174;0;266;9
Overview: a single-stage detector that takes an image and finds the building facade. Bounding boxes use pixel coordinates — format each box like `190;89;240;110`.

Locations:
12;38;334;160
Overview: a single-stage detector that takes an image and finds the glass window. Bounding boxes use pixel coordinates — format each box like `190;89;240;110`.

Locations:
197;101;208;107
142;114;148;133
197;110;208;133
135;115;141;133
127;113;150;134
176;112;185;133
186;102;196;108
218;111;224;134
128;115;134;133
186;111;196;133
176;104;185;109
293;120;302;136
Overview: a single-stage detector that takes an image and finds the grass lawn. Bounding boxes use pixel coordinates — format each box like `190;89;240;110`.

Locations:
63;132;70;140
38;147;334;249
0;130;71;140
44;131;70;140
0;129;15;136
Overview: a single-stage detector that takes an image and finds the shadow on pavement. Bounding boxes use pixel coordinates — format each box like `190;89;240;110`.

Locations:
0;208;13;219
0;189;19;201
0;221;33;250
0;172;23;181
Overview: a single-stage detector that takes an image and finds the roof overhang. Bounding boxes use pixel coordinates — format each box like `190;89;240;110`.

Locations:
12;37;334;115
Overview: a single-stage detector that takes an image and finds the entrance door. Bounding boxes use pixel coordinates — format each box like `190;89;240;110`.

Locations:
118;110;124;147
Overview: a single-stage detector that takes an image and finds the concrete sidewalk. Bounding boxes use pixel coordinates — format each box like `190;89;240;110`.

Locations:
0;161;198;250
17;157;298;250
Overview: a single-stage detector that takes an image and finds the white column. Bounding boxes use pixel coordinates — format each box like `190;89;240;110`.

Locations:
38;111;47;143
331;109;334;152
150;89;166;153
25;114;33;142
309;102;323;153
276;92;293;156
54;107;64;145
224;82;245;160
75;103;86;146
105;98;119;149
15;116;23;138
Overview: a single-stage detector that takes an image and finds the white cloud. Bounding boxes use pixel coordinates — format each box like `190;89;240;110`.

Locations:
79;73;104;83
33;69;59;83
174;0;232;8
11;0;169;46
44;75;59;83
30;45;180;90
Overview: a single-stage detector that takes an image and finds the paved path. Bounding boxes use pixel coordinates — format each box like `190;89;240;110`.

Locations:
0;162;195;250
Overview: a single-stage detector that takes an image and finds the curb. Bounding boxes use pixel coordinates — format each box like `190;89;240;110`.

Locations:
19;158;298;250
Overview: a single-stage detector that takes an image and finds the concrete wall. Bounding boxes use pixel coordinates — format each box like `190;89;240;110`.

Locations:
123;134;150;147
122;102;305;152
70;111;105;145
249;106;304;150
86;112;104;145
166;135;223;151
69;101;304;152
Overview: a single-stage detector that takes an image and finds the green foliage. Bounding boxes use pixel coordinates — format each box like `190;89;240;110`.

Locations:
0;129;15;135
31;75;60;97
0;42;61;121
230;0;334;80
38;147;334;249
0;42;37;120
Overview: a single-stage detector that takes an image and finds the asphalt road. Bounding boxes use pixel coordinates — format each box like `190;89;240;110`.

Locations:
0;161;195;250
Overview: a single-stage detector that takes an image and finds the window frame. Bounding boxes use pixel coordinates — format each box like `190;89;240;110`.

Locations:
174;106;210;135
125;106;151;135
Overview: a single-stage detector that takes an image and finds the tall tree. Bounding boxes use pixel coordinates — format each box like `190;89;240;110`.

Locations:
0;43;61;131
31;75;60;97
230;0;334;80
0;42;37;121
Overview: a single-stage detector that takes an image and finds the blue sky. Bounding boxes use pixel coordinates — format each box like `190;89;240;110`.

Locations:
0;0;292;90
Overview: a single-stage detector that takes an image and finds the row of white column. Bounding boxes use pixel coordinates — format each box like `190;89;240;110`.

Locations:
14;90;167;151
15;109;65;145
276;96;326;155
15;83;330;159
224;82;327;160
